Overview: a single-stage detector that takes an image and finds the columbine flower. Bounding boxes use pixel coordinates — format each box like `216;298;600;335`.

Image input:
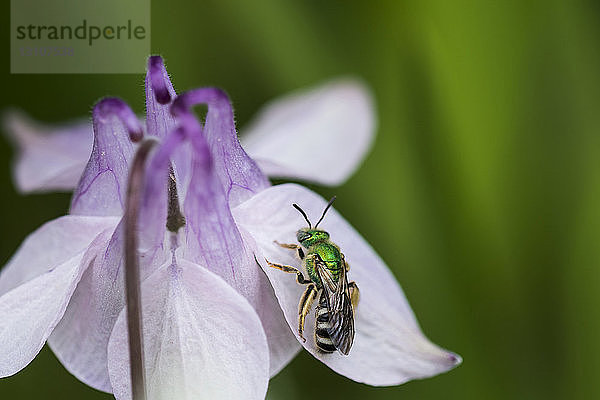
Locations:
1;55;460;398
0;56;378;398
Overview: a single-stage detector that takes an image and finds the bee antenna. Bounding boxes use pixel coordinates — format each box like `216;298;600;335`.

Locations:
293;203;312;228
314;196;336;229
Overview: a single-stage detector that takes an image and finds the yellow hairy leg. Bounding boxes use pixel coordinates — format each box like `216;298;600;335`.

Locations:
298;283;318;342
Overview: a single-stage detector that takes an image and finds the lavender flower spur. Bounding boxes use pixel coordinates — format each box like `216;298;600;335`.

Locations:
1;55;460;398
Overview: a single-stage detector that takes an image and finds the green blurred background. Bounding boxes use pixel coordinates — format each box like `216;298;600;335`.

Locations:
2;0;600;399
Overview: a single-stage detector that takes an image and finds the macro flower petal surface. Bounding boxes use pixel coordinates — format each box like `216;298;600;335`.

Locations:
0;215;119;296
3;110;92;193
0;227;112;378
172;88;269;207
70;99;142;217
48;222;137;392
144;56;193;200
107;259;270;400
233;183;461;385
145;56;177;140
241;79;376;185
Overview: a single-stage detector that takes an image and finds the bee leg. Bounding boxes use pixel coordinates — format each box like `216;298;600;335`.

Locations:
274;241;305;260
265;259;311;284
273;241;298;249
298;283;317;342
342;253;350;271
349;281;360;309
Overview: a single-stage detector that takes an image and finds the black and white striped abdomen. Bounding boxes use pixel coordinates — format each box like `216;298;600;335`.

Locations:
315;293;336;353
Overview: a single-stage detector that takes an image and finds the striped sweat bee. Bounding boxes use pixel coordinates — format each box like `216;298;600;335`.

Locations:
266;197;359;355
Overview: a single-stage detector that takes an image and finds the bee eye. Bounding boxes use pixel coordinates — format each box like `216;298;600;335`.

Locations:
297;231;311;242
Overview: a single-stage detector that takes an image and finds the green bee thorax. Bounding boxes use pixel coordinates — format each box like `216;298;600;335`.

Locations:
311;242;341;265
303;240;343;288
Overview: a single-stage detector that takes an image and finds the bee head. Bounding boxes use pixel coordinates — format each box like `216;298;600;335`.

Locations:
292;197;336;247
296;228;330;248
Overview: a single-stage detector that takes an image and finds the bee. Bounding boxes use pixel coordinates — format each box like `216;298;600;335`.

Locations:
265;197;359;355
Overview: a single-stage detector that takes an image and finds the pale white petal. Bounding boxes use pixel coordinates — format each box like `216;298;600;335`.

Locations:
49;220;168;392
241;79;376;185
0;227;110;377
0;215;120;296
48;221;123;392
237;230;302;376
107;258;270;400
3;110;92;193
233;184;460;386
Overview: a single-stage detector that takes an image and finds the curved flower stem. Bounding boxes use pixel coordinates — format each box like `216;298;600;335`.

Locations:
124;140;156;400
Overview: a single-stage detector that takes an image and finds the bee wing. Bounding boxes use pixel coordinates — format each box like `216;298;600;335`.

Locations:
315;259;355;355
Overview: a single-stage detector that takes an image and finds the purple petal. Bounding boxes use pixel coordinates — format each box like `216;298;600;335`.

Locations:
107;259;269;400
138;129;185;251
0;227;111;378
181;121;244;282
3;110;93;193
241;79;376;186
145;56;192;200
181;126;300;375
233;184;461;386
48;219;168;392
146;56;174;109
172;88;269;206
70;98;142;217
0;215;120;297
